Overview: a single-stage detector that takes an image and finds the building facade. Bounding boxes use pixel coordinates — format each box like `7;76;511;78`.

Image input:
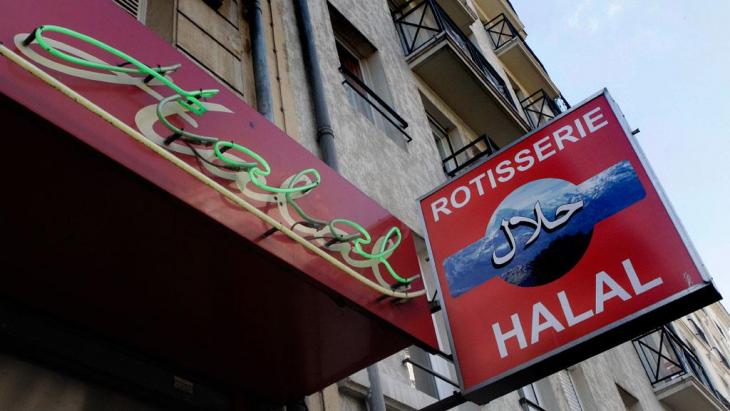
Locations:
0;0;726;410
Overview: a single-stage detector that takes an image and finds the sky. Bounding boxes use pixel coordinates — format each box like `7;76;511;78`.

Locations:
510;1;730;304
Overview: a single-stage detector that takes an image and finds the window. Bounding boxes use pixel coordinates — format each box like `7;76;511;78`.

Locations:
428;113;458;175
422;97;499;177
336;41;374;122
329;3;410;148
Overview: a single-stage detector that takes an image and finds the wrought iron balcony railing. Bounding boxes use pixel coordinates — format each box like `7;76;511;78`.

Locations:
484;13;546;72
520;89;570;129
441;134;499;177
339;66;412;143
633;325;730;407
393;0;516;109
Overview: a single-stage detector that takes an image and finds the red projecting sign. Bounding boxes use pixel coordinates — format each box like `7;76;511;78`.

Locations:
0;1;436;401
419;90;719;403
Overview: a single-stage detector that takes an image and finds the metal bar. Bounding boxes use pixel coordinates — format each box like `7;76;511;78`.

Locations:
655;330;666;381
393;0;433;54
339;70;412;143
519;89;548;105
440;135;497;177
484;13;548;73
520;89;563;129
519;398;548;411
631;326;714;388
394;0;427;21
339;66;408;128
402;358;460;388
484;14;515;50
397;21;440;31
418;392;467;411
442;135;485;163
432;350;454;362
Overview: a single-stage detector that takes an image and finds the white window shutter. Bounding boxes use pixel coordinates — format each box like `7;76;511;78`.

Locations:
112;0;147;22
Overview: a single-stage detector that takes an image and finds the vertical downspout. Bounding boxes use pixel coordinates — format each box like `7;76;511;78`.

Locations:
292;2;382;409
366;363;387;411
293;0;339;171
249;0;274;121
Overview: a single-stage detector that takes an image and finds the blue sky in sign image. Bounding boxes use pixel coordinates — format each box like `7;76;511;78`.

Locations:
511;1;730;305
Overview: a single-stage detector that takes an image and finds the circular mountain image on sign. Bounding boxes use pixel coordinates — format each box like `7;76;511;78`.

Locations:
485;178;592;287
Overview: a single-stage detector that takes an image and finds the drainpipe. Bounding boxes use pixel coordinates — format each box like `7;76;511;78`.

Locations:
249;0;274;121
293;0;339;171
292;1;385;408
366;363;387;411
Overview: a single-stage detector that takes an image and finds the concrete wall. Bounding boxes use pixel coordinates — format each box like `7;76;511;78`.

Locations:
278;0;447;231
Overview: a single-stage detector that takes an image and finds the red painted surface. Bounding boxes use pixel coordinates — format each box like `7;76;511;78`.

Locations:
420;93;715;395
0;0;436;401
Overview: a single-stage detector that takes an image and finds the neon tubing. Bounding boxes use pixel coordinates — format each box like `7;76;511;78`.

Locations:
31;25;218;115
0;43;425;298
17;24;420;287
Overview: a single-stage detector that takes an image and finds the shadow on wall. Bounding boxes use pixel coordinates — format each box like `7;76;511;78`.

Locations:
0;355;161;411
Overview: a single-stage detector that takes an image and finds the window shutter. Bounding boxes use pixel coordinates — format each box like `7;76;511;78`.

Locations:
112;0;145;21
558;370;583;411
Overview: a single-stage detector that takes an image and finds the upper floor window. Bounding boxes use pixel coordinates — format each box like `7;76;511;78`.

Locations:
335;40;374;122
428;113;458;175
422;96;499;178
329;3;411;148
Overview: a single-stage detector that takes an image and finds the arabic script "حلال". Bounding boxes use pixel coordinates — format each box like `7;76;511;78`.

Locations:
493;200;584;266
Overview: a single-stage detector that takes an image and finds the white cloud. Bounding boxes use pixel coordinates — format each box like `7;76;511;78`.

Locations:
564;0;625;33
607;1;624;16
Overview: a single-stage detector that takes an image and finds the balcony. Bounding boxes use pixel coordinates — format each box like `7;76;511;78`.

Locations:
485;13;559;100
441;134;498;177
633;326;730;410
393;0;528;146
520;89;570;129
390;0;477;33
472;0;525;37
